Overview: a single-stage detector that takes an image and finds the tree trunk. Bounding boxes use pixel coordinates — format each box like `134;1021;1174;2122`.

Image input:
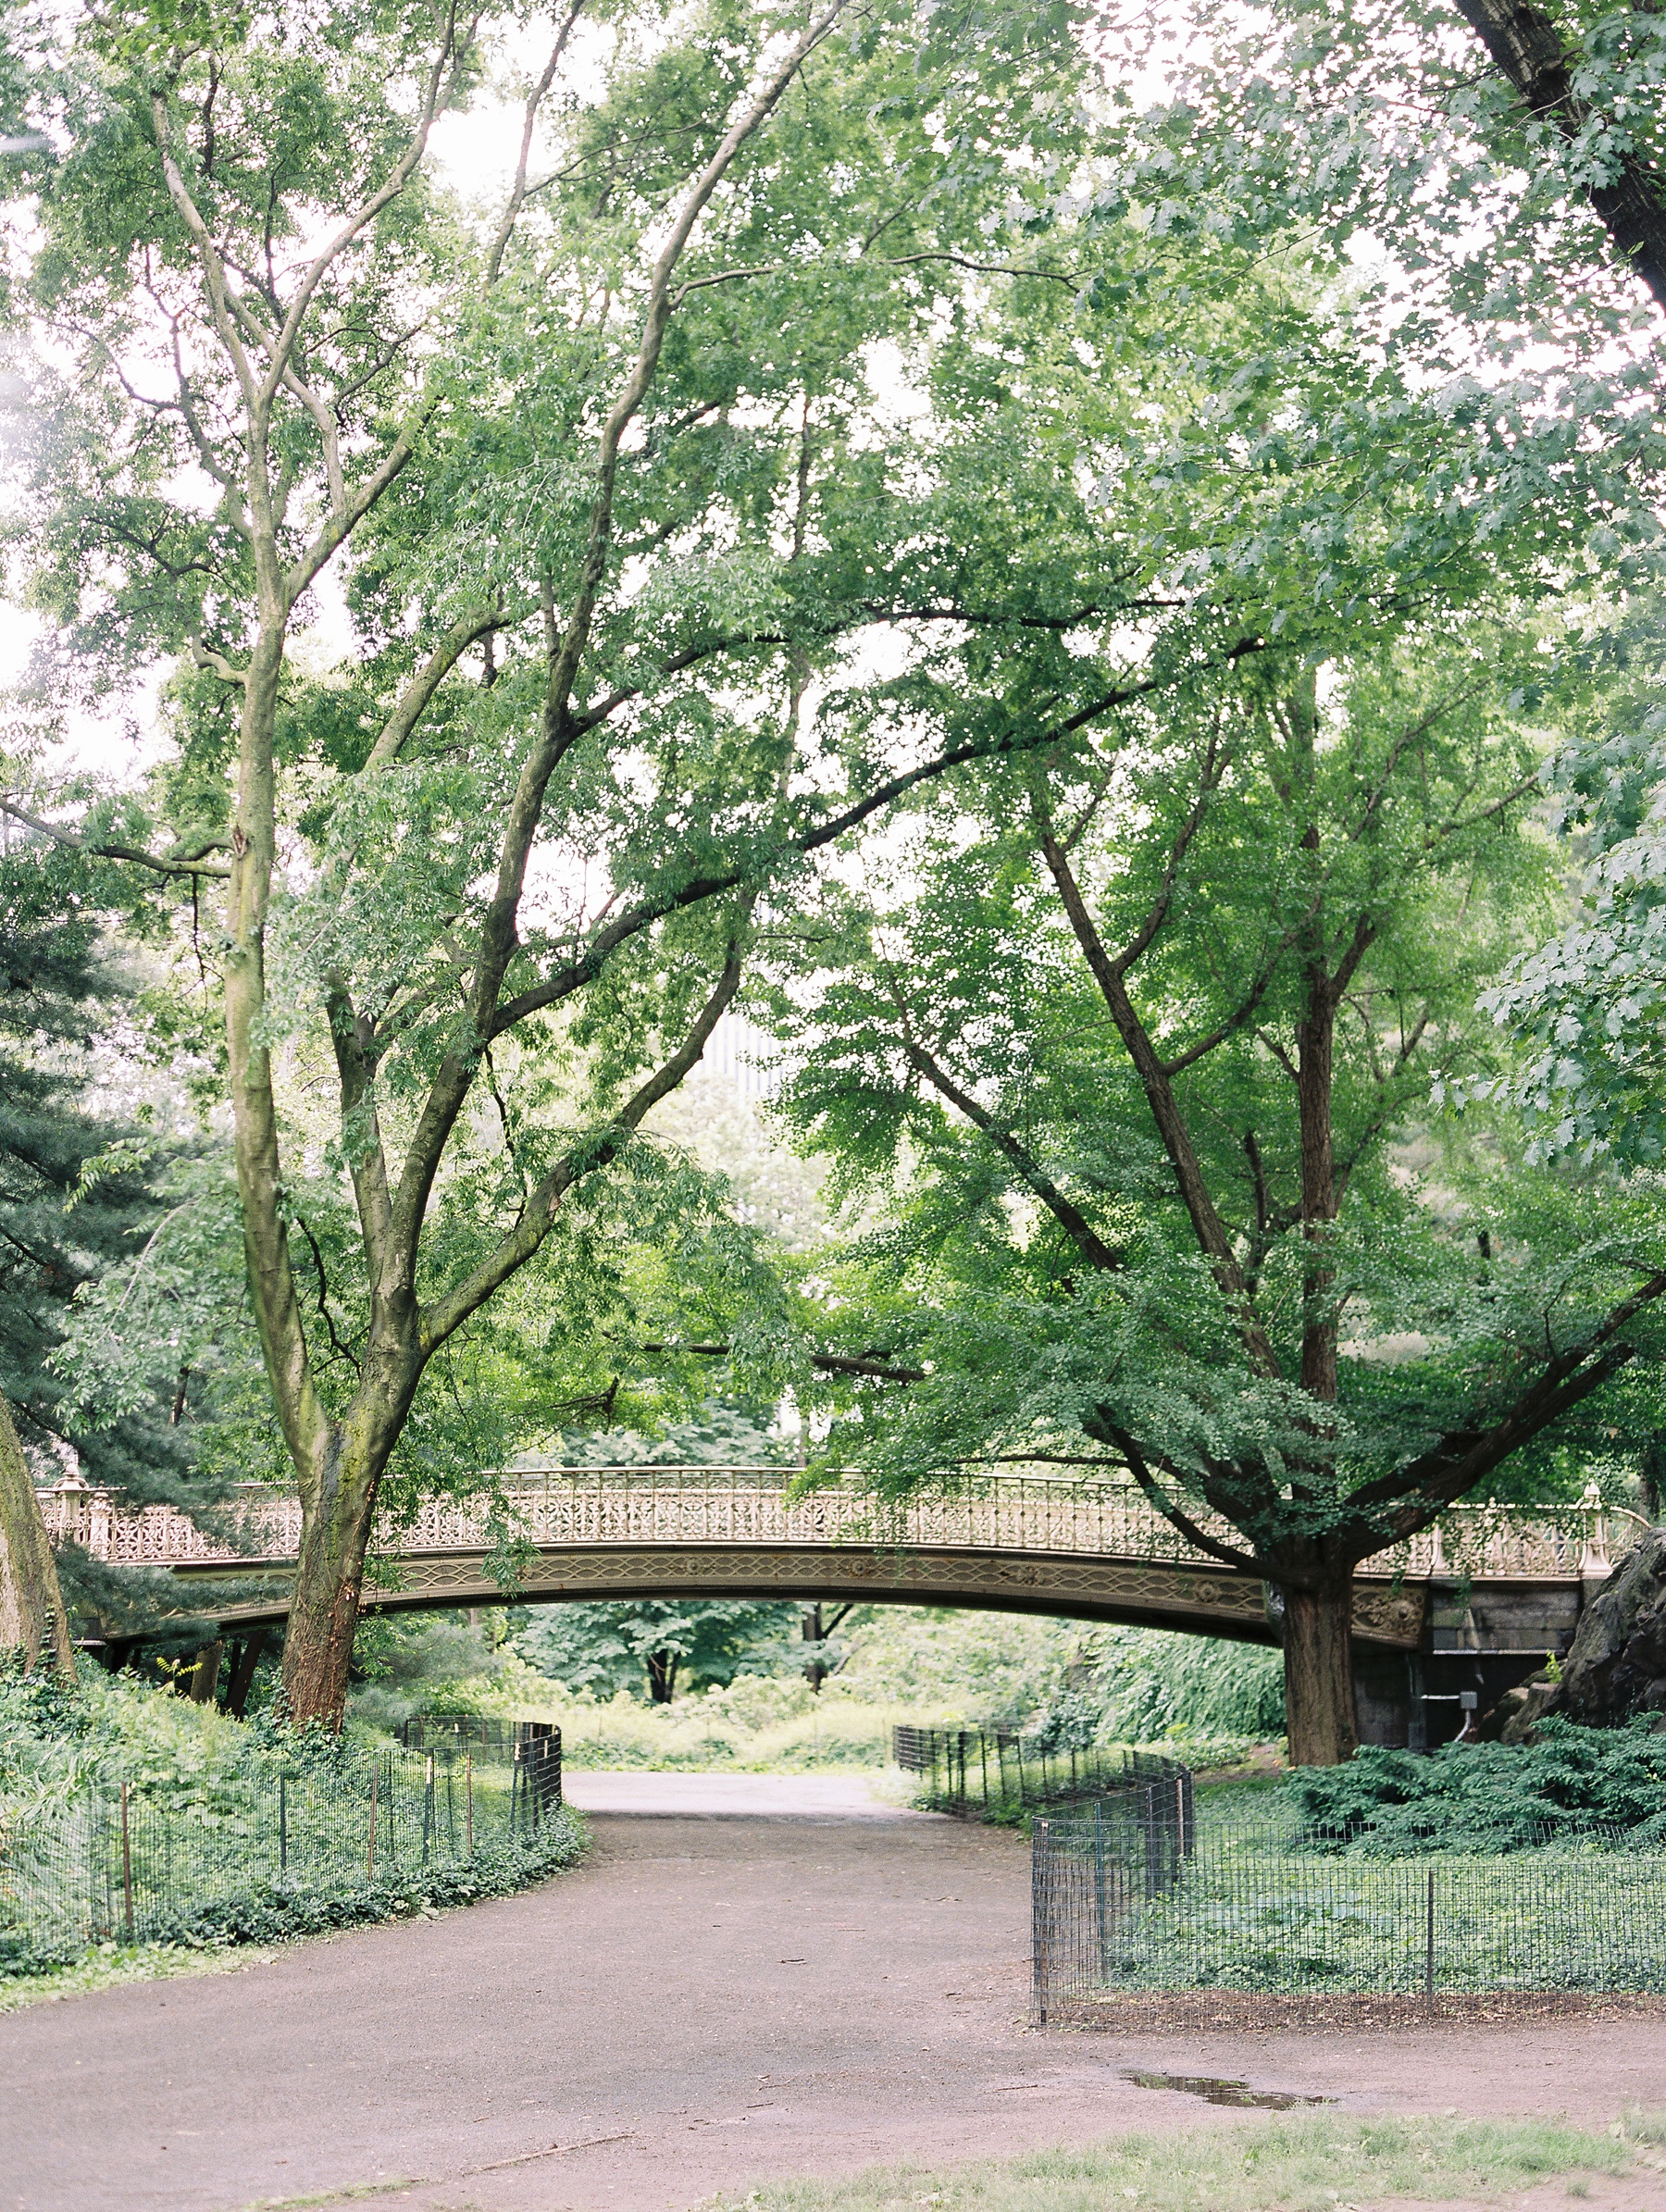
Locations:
224;1629;269;1718
280;1440;380;1728
188;1640;225;1703
1448;0;1666;313
0;1396;76;1676
646;1648;678;1703
1282;1583;1358;1766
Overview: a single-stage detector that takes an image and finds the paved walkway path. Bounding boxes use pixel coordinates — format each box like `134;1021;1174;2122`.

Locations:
559;1770;917;1818
4;1775;1665;2212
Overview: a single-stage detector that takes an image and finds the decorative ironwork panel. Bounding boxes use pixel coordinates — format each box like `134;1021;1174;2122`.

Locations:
34;1469;1635;1605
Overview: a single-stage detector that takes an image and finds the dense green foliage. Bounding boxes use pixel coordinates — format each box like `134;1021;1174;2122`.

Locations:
1140;0;1666;334
1481;596;1666;1165
0;839;166;1490
1052;1632;1286;1754
1285;1718;1666;1851
0;826;245;1647
515;1597;800;1703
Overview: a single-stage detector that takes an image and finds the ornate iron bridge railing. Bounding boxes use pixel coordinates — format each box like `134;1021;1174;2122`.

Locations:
34;1466;1640;1583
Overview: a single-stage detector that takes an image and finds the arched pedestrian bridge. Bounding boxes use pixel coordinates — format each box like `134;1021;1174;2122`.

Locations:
40;1464;1635;1667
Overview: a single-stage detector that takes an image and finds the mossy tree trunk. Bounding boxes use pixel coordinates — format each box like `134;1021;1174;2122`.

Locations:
0;1396;76;1676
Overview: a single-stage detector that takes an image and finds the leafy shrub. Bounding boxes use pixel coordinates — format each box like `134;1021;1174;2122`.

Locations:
1286;1718;1666;1852
2;1663;591;1983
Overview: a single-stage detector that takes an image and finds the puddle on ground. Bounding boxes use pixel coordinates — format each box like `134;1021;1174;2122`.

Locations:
1124;2070;1335;2109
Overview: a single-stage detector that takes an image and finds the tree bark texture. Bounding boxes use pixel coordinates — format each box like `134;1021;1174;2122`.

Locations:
280;1406;404;1724
1280;1581;1359;1767
0;1396;76;1675
1449;0;1666;310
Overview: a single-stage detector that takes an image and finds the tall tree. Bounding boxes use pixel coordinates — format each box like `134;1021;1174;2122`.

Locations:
740;246;1666;1763
6;0;1100;1721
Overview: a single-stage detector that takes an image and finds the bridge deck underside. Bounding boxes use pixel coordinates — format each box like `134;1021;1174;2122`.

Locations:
168;1543;1441;1650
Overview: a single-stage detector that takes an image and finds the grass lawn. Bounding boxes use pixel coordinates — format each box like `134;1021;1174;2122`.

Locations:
702;2114;1666;2210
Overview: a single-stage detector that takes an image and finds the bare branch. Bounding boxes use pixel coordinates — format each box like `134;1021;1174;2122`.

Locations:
642;1340;926;1383
896;1028;1123;1274
1030;789;1280;1374
293;1213;361;1374
486;652;1265;1040
1098;1420;1269;1574
190;636;248;688
1345;1268;1666;1536
879;249;1083;288
263;12;479;401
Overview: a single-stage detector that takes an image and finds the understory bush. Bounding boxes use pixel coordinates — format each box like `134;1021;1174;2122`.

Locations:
1284;1717;1666;1851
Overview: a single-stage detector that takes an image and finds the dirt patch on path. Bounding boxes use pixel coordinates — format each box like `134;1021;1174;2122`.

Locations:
1;1785;1663;2212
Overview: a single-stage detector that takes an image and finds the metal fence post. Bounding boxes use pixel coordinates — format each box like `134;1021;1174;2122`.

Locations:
1094;1798;1108;1981
120;1782;134;1942
1033;1817;1051;2027
367;1763;379;1880
466;1749;474;1857
280;1772;288;1873
1425;1865;1436;2015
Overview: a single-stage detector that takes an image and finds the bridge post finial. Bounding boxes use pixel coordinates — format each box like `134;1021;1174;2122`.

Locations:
1577;1481;1610;1579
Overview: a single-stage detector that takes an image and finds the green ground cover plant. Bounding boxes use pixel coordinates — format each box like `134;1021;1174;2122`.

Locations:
1037;1739;1666;2004
1092;1835;1665;1996
703;2113;1660;2212
1285;1720;1666;1851
1;1662;586;1982
4;1818;585;1978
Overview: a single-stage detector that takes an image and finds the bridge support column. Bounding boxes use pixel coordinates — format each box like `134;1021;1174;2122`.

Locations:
1352;1646;1416;1748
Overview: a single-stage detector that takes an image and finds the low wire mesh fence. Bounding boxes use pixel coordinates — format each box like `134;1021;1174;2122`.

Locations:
1;1729;562;1968
397;1716;562;1809
893;1724;1188;1821
1032;1783;1666;2028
